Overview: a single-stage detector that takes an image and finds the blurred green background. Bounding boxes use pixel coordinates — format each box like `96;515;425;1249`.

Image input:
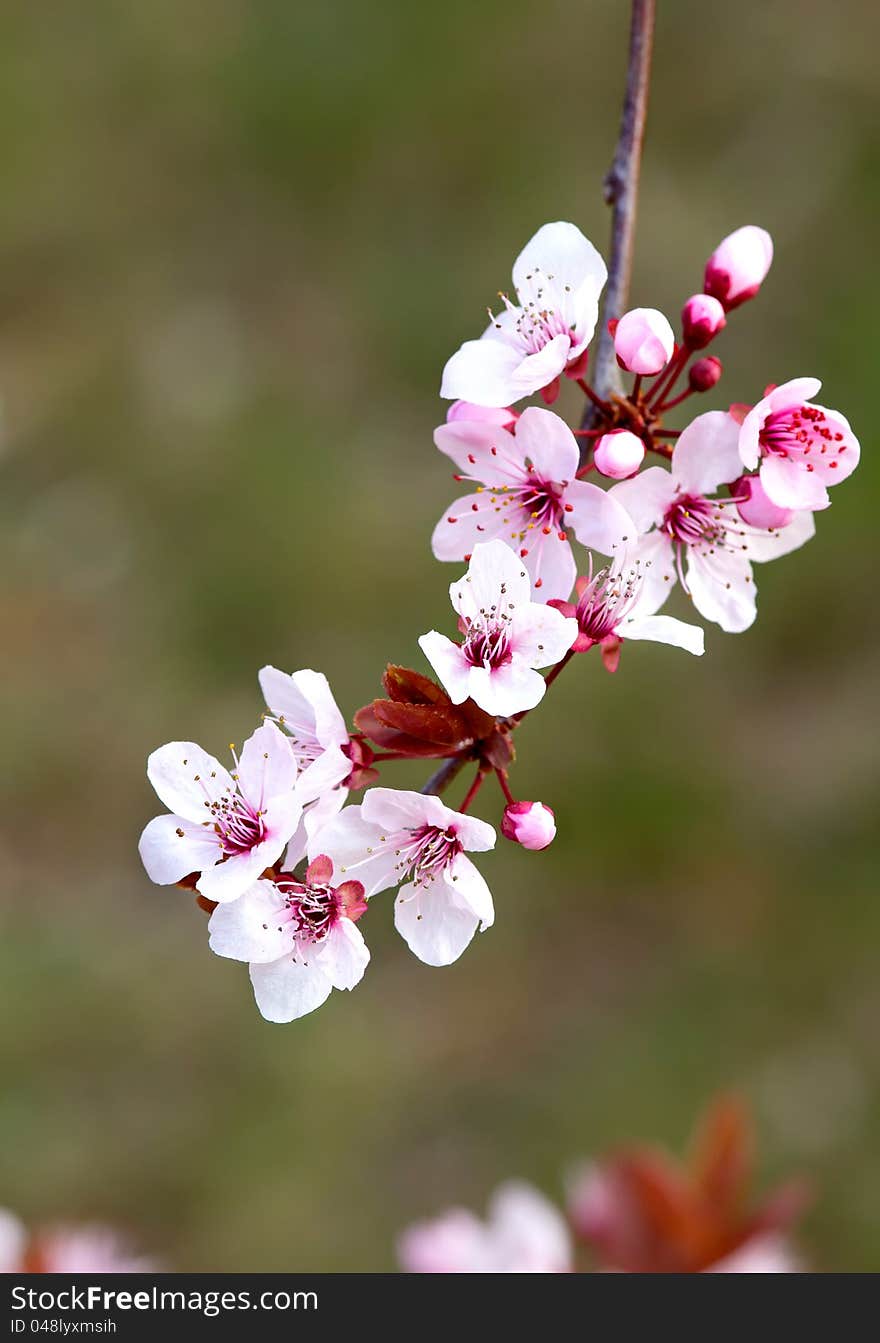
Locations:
0;0;877;1271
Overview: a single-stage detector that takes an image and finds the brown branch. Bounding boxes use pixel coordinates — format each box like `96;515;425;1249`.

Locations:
420;754;469;797
580;0;656;446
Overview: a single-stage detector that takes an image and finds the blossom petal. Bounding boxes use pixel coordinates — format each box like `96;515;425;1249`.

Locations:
258;665;348;750
294;745;351;806
236;721;298;812
446;853;494;927
249;957;333;1023
514;407;580;483
520;531;577;602
418;631;473;704
672;411;743;494
466;661;546;717
609;467;676;534
196;839;280;904
759;455;830;511
744;509;815;563
208;879;291;964
624;532;677;614
433;421;523;485
566;479;636;556
488;1181;573;1273
449;538;532;622
360;788;453;835
146;742;235;825
311;804;399;897
511;602;578;666
394;880;481;966
138;813;220;886
314;918;370;991
511;222;607;305
440;337;528;407
685;549;756;632
621;613;705;655
431;493;512;563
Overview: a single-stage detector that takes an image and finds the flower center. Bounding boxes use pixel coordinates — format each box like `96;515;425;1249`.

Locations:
759;404;846;470
211;795;265;855
277;878;338;945
576;564;641;643
663;493;724;549
395;824;462;887
462;617;513;670
493;270;577;356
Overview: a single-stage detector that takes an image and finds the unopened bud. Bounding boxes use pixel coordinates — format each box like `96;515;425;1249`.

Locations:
732;474;794;530
501;801;556;851
704;225;773;310
688;356;723;393
681;293;726;349
613;307;675;375
446;400;517;429
594;429;645;480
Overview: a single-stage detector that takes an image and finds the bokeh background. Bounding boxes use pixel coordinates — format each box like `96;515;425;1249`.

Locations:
1;0;877;1271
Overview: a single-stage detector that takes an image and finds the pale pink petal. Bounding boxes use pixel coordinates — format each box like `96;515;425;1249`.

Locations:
488;1182;573;1273
196;838;280;904
418;630;473;705
445;853;494;927
744;509;815;563
449;538;531;621
510;603;578;666
624;532;677;613
312;804;399;897
394;880;481;966
208;879;291;964
621;612;705;655
564;478;635;556
672;411;743;495
398;1210;490;1273
467;660;546;717
433;421;523;485
0;1210;26;1273
431;492;512;563
447;813;496;855
138;813;220;886
514;407;580;483
440;337;528;407
711;1234;799;1274
258;665;348;750
146;742;234;825
520;530;577;602
609;467;676;534
766;376;822;415
738;378;822;469
759;455;830;511
685;549;756;632
236;721;298;812
502;335;572;400
249;957;333;1023
360;787;453;835
313;918;370;991
512;221;607;300
294;744;351;806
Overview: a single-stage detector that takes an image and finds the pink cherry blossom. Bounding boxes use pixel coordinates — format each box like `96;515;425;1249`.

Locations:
440;222;607;407
610;411;816;633
704;225;773;309
209;818;369;1023
139;721;301;904
613;307;674;375
431;405;634;600
316;788;495;966
710;1235;801;1274
501;801;556;851
398;1181;572;1273
446;400;517;429
0;1210;154;1273
259;666;351;807
419;540;578;717
732;474;793;530
681;293;726;349
737;377;860;512
549;552;704;659
594;429;645;480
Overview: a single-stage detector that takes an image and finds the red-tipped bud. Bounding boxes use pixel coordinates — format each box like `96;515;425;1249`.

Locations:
704;225;773;310
613;307;675;375
688;356;723;393
501;801;556;851
681;294;726;349
732;475;794;530
594;429;645;480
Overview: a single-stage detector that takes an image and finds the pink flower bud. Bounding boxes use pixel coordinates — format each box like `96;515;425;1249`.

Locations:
688;356;722;393
732;474;794;530
594;429;645;480
501;801;556;851
681;294;726;349
446;400;517;428
613;307;675;375
704;226;773;310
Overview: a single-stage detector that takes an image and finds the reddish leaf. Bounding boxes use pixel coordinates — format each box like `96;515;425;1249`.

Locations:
383;665;451;707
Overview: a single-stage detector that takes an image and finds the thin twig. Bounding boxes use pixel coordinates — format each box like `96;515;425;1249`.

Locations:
579;0;656;453
420;755;469;797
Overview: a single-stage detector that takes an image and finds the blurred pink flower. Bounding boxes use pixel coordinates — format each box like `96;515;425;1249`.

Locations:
399;1182;572;1273
0;1210;154;1273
